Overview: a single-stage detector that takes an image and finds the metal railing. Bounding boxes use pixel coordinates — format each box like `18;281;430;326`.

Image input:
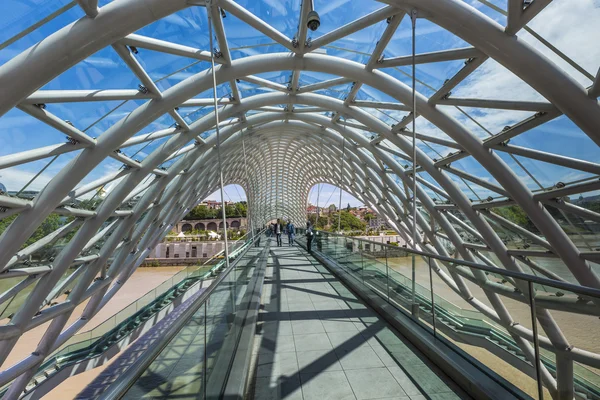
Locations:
298;229;600;400
99;231;269;399
16;233;256;396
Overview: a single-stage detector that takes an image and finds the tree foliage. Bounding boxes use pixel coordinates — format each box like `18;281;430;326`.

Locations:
309;211;365;231
492;206;537;232
184;202;247;220
0;213;63;249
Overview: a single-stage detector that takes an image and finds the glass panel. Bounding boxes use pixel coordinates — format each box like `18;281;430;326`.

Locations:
123;304;206;399
534;283;600;399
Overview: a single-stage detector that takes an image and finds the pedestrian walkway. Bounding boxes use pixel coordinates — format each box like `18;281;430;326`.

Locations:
249;242;470;400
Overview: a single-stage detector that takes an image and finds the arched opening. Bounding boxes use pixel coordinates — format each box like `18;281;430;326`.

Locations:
1;2;599;398
307;183;372;234
207;222;217;231
231;220;240;228
181;223;193;233
194;223;205;231
218;221;229;229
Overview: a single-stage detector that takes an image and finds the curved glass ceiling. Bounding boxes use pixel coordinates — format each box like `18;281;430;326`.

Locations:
0;0;600;398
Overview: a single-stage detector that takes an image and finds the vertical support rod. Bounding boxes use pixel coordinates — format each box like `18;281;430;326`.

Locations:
203;300;208;400
528;280;544;400
338;128;346;233
316;134;324;224
410;9;418;316
429;257;437;338
241;129;255;242
208;9;229;270
385;246;390;303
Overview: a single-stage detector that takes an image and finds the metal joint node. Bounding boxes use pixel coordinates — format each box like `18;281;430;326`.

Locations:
65;136;80;145
34;103;47;110
137;84;149;94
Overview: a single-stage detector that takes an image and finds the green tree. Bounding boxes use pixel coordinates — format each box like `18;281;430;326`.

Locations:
0;213;63;249
492;206;537;232
363;212;375;223
327;211;366;231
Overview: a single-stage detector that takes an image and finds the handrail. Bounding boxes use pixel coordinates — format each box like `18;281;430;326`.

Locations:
302;230;600;399
99;230;266;400
46;232;252;357
309;229;600;299
10;233;257;398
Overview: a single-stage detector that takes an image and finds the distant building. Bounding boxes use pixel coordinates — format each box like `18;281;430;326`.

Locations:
307;204;318;215
574;194;600;205
200;200;222;209
369;215;389;229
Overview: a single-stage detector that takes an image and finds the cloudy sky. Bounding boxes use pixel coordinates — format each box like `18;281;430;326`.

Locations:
0;0;598;201
204;183;364;208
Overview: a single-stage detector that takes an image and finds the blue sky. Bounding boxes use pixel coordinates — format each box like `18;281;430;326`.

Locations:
204;184;364;208
1;0;599;200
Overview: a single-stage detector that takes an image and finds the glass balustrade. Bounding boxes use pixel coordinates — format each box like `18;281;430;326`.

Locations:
298;229;600;400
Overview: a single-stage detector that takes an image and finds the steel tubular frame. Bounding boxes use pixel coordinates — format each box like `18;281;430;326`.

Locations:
0;0;599;398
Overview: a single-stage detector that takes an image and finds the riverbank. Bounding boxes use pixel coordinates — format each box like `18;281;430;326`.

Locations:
0;267;186;400
381;255;600;398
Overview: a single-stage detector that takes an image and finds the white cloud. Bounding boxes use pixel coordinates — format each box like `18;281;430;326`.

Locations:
456;0;600;103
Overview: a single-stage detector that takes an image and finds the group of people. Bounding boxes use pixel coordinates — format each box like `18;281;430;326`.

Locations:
269;219;296;247
267;219;316;252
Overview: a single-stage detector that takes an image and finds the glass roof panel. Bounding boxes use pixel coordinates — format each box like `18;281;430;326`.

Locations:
0;1;86;67
134;6;209;49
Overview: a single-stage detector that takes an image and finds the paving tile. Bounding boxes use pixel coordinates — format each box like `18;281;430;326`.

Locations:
296;349;343;373
293;332;332;352
387;366;423;396
344;367;406;399
261;320;294;337
335;347;385;370
370;344;403;367
404;365;456;394
300;371;356;400
288;301;316;312
291;318;325;335
321;318;360;333
256;351;299;378
327;330;370;350
258;334;296;354
253;374;304;400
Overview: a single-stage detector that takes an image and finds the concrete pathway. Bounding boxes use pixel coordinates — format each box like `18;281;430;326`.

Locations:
250;242;470;400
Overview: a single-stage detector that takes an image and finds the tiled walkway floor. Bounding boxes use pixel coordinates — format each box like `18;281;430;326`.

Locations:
251;241;470;400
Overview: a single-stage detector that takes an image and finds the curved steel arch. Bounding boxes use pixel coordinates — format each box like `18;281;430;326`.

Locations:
0;0;599;398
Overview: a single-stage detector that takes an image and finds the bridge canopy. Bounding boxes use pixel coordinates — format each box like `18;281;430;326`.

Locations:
0;0;599;398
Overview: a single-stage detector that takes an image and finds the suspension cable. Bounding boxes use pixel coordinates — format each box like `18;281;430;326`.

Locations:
208;9;229;268
411;9;418;314
315;132;324;223
241;128;255;240
338;119;346;233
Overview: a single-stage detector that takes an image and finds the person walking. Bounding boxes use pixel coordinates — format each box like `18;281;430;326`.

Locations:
286;220;295;246
306;221;314;253
275;219;283;247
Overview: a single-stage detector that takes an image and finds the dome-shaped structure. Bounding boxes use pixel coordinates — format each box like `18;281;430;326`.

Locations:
0;0;599;398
